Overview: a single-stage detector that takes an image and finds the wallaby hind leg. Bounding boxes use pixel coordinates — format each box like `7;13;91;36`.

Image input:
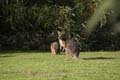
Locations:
51;47;56;55
50;45;55;55
72;54;78;60
65;48;70;60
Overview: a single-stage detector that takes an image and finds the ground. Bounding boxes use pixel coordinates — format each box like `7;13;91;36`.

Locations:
0;51;120;80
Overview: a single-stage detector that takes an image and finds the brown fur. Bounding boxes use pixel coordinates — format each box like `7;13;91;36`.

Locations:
57;31;80;60
50;42;60;55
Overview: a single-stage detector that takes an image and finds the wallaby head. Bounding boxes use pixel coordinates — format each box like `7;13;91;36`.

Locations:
57;31;65;40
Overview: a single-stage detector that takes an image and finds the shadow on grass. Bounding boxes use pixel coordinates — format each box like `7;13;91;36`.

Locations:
0;55;16;58
82;57;116;60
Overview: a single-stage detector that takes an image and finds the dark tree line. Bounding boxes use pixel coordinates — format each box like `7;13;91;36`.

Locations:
0;0;120;51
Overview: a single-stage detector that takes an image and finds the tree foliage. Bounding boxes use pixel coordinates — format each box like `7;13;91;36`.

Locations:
0;0;120;51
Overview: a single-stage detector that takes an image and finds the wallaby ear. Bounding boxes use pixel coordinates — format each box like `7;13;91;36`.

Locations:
57;31;61;35
57;30;65;36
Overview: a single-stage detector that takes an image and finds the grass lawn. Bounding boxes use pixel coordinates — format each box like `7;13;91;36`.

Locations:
0;51;120;80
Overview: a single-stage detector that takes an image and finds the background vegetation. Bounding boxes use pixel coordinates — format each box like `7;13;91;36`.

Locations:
0;0;120;51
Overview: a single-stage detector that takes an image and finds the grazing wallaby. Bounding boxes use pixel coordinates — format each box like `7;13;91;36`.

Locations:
50;41;60;55
57;31;80;60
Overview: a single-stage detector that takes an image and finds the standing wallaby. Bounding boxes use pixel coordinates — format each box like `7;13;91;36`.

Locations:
57;31;80;60
57;31;66;52
50;41;60;55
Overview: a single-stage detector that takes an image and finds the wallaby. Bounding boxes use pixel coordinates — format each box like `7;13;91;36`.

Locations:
50;41;60;55
57;31;66;52
57;31;80;60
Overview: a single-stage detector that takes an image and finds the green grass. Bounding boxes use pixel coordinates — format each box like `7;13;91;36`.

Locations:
0;51;120;80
